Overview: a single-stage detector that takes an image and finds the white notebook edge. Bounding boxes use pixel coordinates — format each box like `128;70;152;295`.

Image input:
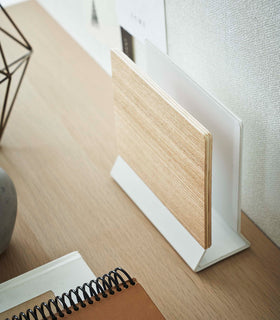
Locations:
0;252;80;291
0;252;95;312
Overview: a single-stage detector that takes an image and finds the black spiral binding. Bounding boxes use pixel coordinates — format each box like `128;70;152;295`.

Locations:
6;267;135;320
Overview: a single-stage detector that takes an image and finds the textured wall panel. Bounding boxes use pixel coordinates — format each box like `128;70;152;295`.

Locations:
165;0;280;246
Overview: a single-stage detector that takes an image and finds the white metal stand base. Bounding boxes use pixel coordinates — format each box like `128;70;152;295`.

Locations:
111;156;250;272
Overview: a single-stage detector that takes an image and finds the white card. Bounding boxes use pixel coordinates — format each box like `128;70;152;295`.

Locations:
145;42;243;233
116;0;167;53
0;252;95;312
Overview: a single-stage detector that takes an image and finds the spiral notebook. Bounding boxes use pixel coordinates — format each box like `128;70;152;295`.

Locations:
0;252;95;313
2;260;164;319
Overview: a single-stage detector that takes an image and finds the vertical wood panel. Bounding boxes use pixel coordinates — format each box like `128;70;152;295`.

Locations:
111;50;212;248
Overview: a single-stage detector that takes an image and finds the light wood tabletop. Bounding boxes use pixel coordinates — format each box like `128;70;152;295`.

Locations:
0;2;279;319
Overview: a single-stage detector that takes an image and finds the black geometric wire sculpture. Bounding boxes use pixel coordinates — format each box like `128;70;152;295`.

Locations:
0;4;32;142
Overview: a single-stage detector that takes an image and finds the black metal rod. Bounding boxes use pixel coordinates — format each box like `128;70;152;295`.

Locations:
0;4;32;50
0;76;8;85
0;4;33;142
0;76;11;129
0;43;9;74
9;56;28;76
0;52;31;74
0;27;30;50
0;69;8;76
2;57;31;134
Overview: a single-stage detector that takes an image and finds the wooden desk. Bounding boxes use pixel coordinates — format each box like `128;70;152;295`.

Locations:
0;2;279;319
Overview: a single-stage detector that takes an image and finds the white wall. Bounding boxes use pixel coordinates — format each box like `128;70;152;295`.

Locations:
32;0;280;246
1;0;26;6
165;0;280;246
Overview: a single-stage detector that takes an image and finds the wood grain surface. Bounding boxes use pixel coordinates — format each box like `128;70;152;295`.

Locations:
111;50;212;249
0;2;279;319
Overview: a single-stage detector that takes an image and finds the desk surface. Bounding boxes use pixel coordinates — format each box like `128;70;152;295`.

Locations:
0;2;279;319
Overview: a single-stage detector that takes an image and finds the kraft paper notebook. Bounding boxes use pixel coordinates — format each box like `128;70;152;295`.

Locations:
4;269;164;320
0;291;55;320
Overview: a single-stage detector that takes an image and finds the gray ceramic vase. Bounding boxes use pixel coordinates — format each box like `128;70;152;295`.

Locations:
0;168;17;255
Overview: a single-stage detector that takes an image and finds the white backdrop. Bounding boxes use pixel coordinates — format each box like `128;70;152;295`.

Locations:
164;0;280;246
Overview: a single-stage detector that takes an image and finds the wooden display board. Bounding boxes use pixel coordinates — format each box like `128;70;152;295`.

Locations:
111;49;212;249
111;49;249;272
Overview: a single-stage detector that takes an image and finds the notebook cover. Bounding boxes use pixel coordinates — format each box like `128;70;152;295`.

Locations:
0;291;55;320
48;280;165;320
